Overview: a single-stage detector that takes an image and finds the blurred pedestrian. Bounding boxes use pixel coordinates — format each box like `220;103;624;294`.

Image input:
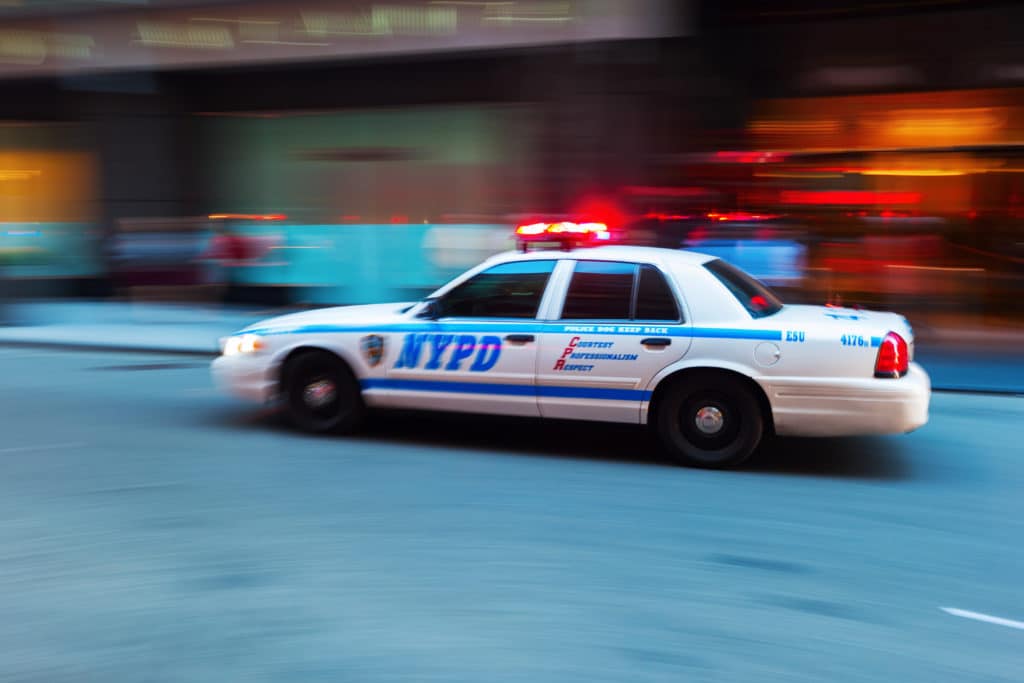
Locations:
201;219;251;308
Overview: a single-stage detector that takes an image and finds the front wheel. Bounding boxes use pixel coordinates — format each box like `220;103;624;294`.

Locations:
283;351;364;434
655;373;764;468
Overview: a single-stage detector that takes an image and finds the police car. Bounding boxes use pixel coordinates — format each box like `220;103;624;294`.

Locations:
212;221;930;468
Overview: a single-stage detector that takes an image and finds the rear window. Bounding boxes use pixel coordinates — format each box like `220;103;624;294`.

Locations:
561;261;634;320
636;265;680;321
703;259;784;318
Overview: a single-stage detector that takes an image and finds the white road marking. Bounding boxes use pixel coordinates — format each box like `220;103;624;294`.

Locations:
941;607;1024;631
0;442;85;455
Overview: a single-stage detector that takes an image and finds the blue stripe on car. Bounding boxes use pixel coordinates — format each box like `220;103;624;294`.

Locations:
361;378;651;401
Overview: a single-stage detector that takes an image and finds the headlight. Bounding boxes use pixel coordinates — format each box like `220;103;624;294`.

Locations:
221;334;264;356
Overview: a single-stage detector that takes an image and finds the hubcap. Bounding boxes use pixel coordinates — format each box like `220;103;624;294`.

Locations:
303;379;336;408
694;406;725;435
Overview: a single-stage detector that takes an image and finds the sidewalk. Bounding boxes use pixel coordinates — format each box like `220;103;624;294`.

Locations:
0;301;269;356
0;300;1021;393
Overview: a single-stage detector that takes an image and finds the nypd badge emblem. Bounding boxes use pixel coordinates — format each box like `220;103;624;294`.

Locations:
361;334;385;367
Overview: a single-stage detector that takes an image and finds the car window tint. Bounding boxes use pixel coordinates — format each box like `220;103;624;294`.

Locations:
636;265;680;321
703;259;784;318
438;260;555;318
561;261;635;320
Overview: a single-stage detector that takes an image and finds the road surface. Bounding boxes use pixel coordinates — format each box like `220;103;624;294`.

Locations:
0;347;1020;682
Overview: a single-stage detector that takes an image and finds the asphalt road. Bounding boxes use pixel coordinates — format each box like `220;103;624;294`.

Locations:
0;347;1021;682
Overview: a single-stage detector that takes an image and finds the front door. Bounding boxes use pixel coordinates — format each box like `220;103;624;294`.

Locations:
385;259;557;417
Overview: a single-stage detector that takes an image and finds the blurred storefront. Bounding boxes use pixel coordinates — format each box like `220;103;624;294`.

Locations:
0;0;691;302
695;88;1024;314
0;0;1021;318
0;122;102;295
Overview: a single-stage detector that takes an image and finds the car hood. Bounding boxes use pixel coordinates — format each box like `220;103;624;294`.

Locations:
240;302;417;334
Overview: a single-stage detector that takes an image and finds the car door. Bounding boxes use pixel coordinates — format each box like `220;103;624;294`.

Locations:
384;259;557;417
537;260;690;423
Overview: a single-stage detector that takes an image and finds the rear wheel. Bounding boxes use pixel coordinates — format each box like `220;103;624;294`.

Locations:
655;372;764;468
283;351;364;434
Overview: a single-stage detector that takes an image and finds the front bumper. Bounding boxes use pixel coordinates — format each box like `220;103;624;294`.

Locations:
211;353;279;403
765;362;931;437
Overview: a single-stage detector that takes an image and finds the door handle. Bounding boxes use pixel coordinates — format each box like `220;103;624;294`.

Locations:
505;334;535;343
641;337;671;347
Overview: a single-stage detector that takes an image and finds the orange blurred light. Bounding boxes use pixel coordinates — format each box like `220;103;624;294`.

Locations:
860;169;968;177
209;213;286;221
749;119;841;134
707;212;775;222
0;169;42;181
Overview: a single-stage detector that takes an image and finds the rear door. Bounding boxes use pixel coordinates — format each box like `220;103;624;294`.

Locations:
537;260;691;423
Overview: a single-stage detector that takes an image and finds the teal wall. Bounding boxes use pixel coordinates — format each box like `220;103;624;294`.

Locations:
3;222;514;304
230;223;514;304
0;223;101;277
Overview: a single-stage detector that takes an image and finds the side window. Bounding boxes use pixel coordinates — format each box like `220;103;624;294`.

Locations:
436;260;555;318
561;261;635;320
636;264;681;321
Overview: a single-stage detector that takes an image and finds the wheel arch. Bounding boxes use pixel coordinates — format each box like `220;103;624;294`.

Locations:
645;363;775;436
276;342;362;393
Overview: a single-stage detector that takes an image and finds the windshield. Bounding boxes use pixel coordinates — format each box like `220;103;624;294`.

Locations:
703;259;784;318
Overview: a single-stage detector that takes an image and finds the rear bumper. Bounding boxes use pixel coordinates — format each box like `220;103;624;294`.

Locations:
211;354;278;403
764;362;930;437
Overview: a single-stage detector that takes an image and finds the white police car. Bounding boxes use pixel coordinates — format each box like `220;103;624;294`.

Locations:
212;222;930;468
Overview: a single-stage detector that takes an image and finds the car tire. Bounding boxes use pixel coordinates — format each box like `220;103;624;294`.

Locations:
655;372;764;469
283;351;364;434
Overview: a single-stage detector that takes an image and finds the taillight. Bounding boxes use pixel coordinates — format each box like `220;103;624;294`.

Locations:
874;331;909;378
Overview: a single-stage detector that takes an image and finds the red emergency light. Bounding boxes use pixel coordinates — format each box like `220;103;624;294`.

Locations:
514;221;611;250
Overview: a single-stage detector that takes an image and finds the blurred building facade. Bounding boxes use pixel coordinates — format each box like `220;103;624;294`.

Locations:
0;0;1021;315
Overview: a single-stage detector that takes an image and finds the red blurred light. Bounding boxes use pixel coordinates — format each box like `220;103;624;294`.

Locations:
390;215;409;224
715;151;788;164
645;212;693;221
780;191;921;206
571;197;626;230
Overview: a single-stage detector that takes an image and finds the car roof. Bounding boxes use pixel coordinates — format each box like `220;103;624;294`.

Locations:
490;245;718;268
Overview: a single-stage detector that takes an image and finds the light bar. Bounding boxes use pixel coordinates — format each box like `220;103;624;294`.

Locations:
514;221;611;250
515;221;609;237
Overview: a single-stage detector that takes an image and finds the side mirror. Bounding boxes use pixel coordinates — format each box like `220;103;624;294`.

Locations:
416;300;439;320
